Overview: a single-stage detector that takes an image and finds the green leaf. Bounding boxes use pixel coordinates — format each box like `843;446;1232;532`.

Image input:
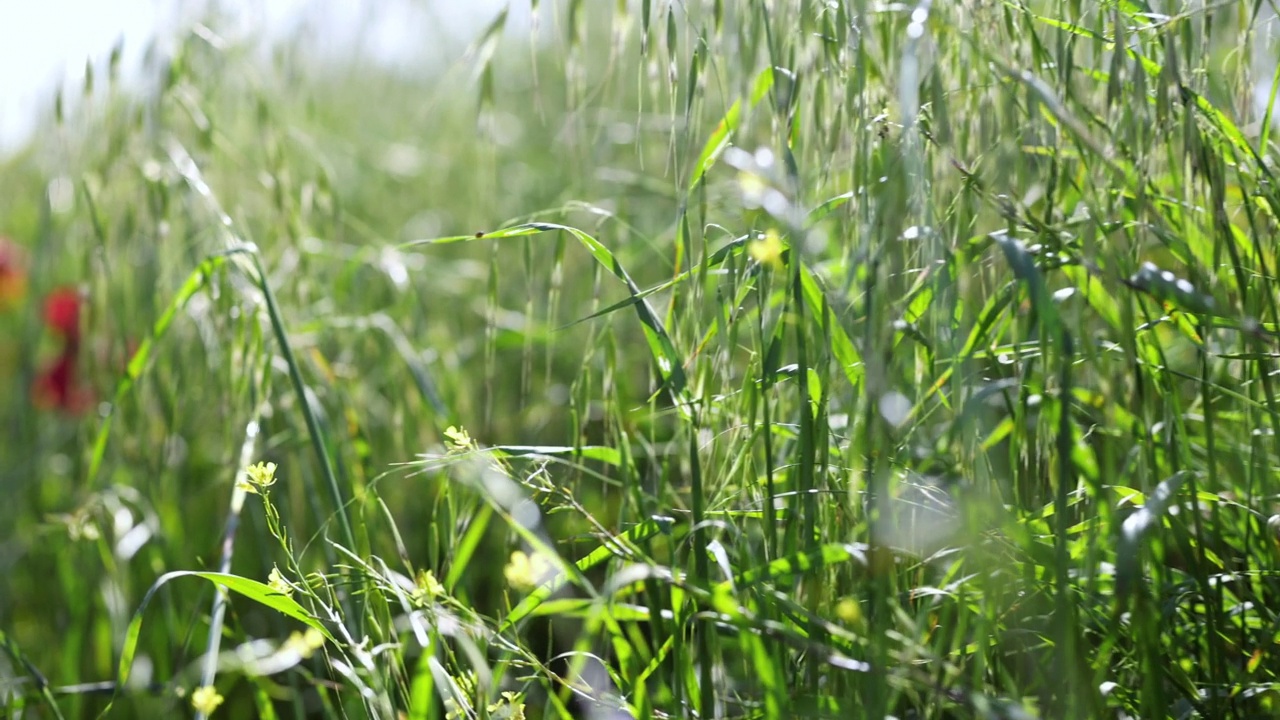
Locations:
104;571;335;719
723;543;867;590
501;516;673;631
690;66;775;189
88;249;247;486
403;222;691;404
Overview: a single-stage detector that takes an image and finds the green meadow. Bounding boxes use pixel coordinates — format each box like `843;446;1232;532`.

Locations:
4;1;1280;718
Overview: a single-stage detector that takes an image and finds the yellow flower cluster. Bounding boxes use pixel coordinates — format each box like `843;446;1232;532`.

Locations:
191;685;224;715
442;673;524;720
267;565;293;597
503;550;552;592
414;569;445;602
443;425;475;453
748;228;785;271
487;691;526;720
283;627;326;659
237;461;278;494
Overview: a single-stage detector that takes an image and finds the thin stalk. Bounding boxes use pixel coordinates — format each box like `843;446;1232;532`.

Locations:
194;414;263;720
687;413;715;718
251;253;362;625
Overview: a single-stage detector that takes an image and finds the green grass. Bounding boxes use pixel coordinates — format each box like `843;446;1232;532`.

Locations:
4;0;1280;717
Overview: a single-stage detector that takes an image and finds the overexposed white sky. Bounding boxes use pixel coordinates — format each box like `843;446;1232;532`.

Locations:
0;0;509;150
0;0;155;146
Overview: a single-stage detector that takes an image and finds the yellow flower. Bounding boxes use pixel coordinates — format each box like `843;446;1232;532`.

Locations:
238;461;278;494
413;569;444;602
738;171;768;202
487;691;526;720
283;627;325;659
443;672;478;720
302;627;324;650
443;425;474;453
191;685;224;715
267;565;293;597
503;550;552;592
835;597;862;624
749;229;785;271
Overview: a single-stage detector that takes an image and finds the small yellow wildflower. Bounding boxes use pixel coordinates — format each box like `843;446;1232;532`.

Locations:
443;672;477;720
267;565;293;597
503;550;552;592
739;171;767;199
191;685;224;715
487;691;526;720
413;569;444;602
749;229;785;271
303;627;324;650
283;627;326;659
443;425;473;453
238;461;278;494
835;597;862;624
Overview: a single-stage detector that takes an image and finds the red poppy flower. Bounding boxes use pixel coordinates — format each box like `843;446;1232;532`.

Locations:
43;288;82;340
33;286;92;414
32;348;92;414
0;237;26;310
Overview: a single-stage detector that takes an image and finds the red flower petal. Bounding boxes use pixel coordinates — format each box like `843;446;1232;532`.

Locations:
43;288;82;339
32;346;92;414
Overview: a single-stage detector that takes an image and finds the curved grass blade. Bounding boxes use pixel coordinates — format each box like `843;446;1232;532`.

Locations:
402;222;690;404
491;444;623;466
798;263;863;389
689;63;775;189
87;248;250;487
557;234;751;331
500;516;674;631
0;628;67;720
721;542;868;590
101;570;336;719
444;504;493;592
1116;471;1191;601
166;141;359;615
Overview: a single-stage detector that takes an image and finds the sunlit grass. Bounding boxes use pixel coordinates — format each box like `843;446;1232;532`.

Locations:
4;1;1280;718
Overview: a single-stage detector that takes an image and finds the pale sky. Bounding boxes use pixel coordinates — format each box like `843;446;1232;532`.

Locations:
0;0;509;150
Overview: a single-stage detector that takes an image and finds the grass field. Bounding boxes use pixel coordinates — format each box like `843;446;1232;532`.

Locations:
4;1;1280;718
